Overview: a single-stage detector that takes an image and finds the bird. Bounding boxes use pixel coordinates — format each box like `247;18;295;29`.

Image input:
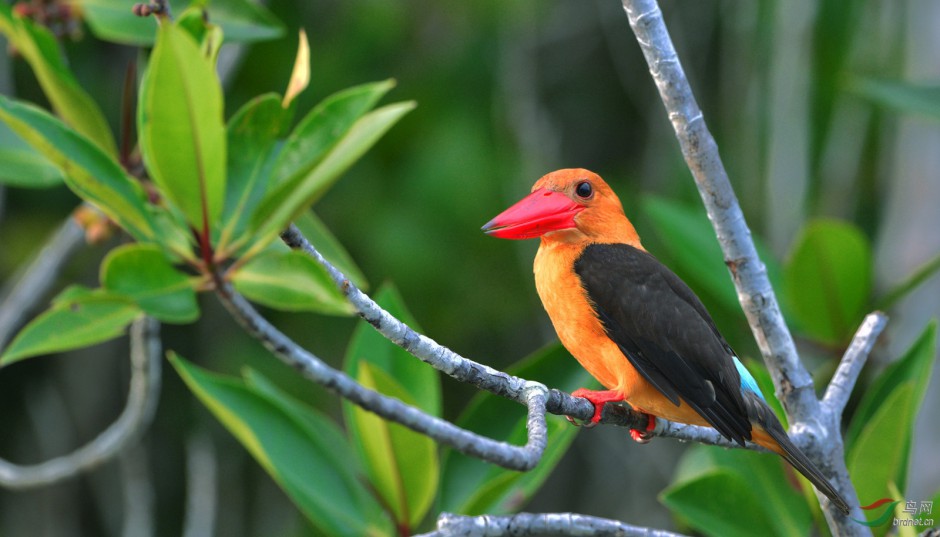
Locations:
481;168;851;515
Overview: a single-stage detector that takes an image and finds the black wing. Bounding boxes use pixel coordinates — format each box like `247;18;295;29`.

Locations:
574;243;752;445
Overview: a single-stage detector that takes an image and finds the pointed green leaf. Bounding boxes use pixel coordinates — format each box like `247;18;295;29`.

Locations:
0;146;63;188
0;4;116;156
140;22;226;233
293;210;369;290
268;80;394;188
0;119;62;187
876;253;940;310
848;383;916;536
0;95;155;240
846;322;935;494
438;344;594;515
851;78;940;122
662;470;779;537
170;355;389;537
218;93;292;254
784;219;872;345
666;445;811;537
243;369;363;477
250;99;414;248
1;287;139;366
342;285;440;529
79;0;284;46
349;363;438;529
230;248;352;315
101;244;199;323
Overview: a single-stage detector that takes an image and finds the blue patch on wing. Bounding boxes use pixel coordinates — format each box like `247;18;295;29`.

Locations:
733;356;766;401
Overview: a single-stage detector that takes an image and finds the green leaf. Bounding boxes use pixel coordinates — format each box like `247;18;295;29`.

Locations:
851;78;940;122
268;81;394;187
0;4;116;156
438;343;594;515
218;93;292;255
875;252;940;310
347;364;438;529
342;285;441;528
79;0;284;46
170;355;389;537
230;248;352;315
139;22;226;233
848;384;916;536
293;210;370;290
249;96;414;249
0;95;155;240
1;287;140;366
665;445;812;537
784;219;872;345
662;470;780;537
344;284;440;416
846;322;935;495
242;369;363;478
100;244;199;323
0;146;63;188
0;120;62;187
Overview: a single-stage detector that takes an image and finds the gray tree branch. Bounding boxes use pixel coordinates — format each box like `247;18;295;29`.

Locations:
619;0;875;534
414;512;690;537
214;278;550;471
0;316;161;489
823;312;888;418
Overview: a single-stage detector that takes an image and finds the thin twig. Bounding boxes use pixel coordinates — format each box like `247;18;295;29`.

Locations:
822;312;888;417
0;216;85;350
415;512;690;537
0;317;161;488
214;280;550;471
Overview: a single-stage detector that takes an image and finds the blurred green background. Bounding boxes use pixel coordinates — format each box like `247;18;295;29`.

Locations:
1;0;938;534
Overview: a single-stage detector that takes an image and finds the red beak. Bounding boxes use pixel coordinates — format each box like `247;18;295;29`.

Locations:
482;188;584;239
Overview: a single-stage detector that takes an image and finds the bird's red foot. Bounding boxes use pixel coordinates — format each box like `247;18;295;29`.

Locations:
567;389;624;427
629;414;656;444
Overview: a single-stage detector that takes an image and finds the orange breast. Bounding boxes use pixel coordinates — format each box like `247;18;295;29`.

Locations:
533;239;710;426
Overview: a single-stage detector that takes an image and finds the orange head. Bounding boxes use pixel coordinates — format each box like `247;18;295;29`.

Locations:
482;169;641;246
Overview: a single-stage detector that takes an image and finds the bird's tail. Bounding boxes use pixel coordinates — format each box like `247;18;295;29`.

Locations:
749;404;851;516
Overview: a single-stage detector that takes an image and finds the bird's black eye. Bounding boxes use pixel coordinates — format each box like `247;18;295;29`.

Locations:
575;181;593;199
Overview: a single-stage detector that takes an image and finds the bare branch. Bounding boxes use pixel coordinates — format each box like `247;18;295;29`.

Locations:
0;316;161;489
416;512;690;537
822;312;888;417
619;0;818;419
214;280;550;471
0;216;84;350
619;0;872;532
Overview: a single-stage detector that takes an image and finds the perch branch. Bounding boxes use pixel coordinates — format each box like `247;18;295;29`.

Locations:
0;316;161;488
214;279;549;471
416;512;690;537
822;312;888;417
281;224;761;452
